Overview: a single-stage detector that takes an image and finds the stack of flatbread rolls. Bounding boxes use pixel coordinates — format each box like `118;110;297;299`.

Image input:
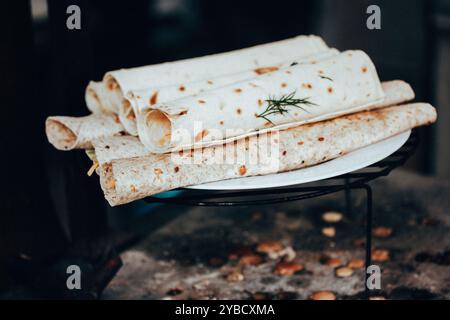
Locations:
46;35;437;206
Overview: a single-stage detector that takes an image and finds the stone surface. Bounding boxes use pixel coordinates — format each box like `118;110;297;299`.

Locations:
103;170;450;300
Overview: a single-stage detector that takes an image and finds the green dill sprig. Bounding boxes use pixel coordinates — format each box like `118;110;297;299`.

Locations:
319;75;333;81
290;62;298;66
256;91;317;125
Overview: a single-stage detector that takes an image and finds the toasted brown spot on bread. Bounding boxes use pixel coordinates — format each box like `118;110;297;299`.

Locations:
318;137;325;141
198;100;206;104
195;129;209;142
127;110;136;120
254;66;279;75
361;66;368;73
106;178;116;190
236;108;242;114
174;166;180;173
92;92;100;102
178;110;188;116
107;79;118;91
281;82;287;88
179;85;185;91
149;91;158;105
327;87;333;93
258;99;263;107
207;80;213;84
234;88;242;93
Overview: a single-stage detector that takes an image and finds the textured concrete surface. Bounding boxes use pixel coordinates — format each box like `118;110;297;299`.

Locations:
103;170;450;300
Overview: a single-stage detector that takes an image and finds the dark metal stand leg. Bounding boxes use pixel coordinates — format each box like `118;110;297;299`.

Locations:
344;178;352;217
363;184;373;299
345;183;373;299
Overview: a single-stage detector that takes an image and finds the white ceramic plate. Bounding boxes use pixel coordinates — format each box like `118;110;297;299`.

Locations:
187;130;411;190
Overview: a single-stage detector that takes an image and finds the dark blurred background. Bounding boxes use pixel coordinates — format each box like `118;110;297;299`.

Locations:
1;0;449;295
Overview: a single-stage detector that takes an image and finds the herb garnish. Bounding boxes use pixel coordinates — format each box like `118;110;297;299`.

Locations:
256;91;317;124
290;62;298;66
319;75;333;81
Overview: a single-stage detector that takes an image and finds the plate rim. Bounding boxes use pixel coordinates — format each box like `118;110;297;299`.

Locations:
186;130;411;191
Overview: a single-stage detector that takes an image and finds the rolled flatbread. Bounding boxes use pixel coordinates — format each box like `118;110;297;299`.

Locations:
137;50;386;153
85;81;112;114
98;35;330;114
91;80;414;163
46;113;125;150
96;102;436;206
120;50;340;135
91;135;148;165
46;80;413;152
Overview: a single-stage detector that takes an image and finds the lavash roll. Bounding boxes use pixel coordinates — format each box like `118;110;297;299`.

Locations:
85;81;109;114
89;79;411;174
92;135;149;165
91;80;414;163
96;102;436;206
137;50;385;153
102;35;329;114
46;80;413;152
120;50;340;135
374;80;414;106
46;113;125;150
